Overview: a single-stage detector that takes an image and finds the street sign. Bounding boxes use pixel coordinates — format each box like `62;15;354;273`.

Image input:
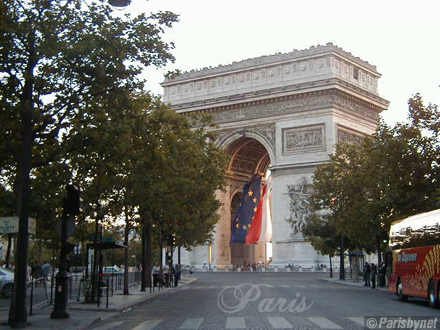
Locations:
0;217;36;235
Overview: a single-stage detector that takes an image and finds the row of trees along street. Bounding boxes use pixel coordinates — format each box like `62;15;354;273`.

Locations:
0;0;227;327
304;94;440;271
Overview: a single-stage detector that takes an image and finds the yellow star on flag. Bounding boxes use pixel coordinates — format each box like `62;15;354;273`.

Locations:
253;198;257;203
248;190;253;197
235;224;240;228
254;207;257;213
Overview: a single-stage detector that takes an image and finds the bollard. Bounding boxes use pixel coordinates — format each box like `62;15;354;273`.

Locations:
106;279;109;308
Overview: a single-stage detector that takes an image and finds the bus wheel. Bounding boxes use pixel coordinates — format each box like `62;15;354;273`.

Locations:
428;280;438;308
397;280;408;302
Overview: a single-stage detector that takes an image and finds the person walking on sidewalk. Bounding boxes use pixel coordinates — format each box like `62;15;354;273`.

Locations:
370;263;377;289
163;263;170;287
173;264;181;287
152;264;159;287
363;262;371;287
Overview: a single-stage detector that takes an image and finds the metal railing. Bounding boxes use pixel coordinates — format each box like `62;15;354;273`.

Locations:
0;270;143;311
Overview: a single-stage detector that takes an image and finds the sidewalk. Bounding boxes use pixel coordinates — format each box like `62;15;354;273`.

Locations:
319;277;389;292
0;276;197;330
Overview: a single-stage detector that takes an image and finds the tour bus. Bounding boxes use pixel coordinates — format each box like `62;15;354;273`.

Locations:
387;208;440;308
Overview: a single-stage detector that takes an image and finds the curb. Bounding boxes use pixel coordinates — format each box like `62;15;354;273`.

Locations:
319;278;389;292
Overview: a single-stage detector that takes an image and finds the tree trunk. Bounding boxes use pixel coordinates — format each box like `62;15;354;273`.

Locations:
376;235;382;265
10;56;35;325
145;221;152;288
339;236;345;280
123;208;130;295
5;234;12;268
329;255;333;278
141;210;152;291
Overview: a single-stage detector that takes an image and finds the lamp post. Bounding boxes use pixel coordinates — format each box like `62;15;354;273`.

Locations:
51;185;80;319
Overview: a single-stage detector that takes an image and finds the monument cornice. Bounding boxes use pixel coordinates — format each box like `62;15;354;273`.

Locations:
181;87;386;125
162;43;378;84
171;77;388;114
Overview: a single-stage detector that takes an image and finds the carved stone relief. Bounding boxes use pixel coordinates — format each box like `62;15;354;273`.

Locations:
283;125;325;155
213;91;379;125
337;128;364;145
284;177;313;236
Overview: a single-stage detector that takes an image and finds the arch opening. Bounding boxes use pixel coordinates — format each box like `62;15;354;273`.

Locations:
226;137;271;267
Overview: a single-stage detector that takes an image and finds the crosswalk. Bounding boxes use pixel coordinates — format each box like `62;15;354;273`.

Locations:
92;316;367;330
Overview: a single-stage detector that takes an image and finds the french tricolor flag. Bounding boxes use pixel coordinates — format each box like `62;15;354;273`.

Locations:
245;177;272;244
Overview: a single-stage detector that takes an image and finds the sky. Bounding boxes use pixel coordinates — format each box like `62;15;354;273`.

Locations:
124;0;439;127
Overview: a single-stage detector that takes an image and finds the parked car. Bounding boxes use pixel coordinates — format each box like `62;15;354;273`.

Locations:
101;266;123;275
0;268;15;298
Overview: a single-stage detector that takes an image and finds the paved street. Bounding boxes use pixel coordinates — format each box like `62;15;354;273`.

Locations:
85;272;439;330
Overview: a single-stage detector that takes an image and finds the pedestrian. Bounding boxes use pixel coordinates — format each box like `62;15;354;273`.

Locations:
163;263;170;287
363;262;370;287
173;264;181;287
41;261;51;284
41;261;51;274
370;263;377;289
152;263;159;287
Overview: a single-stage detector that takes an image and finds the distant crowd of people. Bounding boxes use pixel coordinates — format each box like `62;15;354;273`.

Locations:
362;262;386;289
151;263;181;287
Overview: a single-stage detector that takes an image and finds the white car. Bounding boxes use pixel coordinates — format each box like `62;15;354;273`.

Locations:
102;266;123;275
0;268;14;298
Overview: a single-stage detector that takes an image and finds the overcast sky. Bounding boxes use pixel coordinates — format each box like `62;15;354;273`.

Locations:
126;0;440;126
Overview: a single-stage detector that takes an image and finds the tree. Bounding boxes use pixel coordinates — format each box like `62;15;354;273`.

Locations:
1;0;178;325
309;95;440;264
127;105;227;286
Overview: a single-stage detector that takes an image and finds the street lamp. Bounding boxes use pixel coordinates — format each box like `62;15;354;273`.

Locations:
108;0;131;7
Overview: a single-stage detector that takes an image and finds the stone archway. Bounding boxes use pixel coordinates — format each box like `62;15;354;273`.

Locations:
225;137;271;267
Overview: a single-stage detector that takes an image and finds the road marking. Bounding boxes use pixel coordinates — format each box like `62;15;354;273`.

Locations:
307;317;342;329
294;285;305;288
310;285;320;288
132;319;163;330
280;285;290;288
207;286;216;289
348;317;365;326
267;316;293;329
179;318;203;329
265;284;275;288
225;317;246;329
91;321;124;330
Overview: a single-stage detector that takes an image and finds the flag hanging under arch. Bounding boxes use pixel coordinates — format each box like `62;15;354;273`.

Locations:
230;174;262;244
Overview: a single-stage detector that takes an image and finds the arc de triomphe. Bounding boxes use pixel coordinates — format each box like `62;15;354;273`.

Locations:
162;43;389;268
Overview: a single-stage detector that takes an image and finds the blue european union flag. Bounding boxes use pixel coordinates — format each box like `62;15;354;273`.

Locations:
231;174;262;243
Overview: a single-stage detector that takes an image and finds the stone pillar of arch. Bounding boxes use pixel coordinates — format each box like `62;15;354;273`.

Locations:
162;43;389;269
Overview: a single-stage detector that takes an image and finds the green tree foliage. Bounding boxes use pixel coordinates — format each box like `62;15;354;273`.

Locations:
130;105;228;249
307;94;440;259
0;0;178;232
1;0;178;312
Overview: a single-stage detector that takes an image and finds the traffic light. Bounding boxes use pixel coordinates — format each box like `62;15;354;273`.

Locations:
167;233;175;247
381;230;389;244
65;184;81;216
